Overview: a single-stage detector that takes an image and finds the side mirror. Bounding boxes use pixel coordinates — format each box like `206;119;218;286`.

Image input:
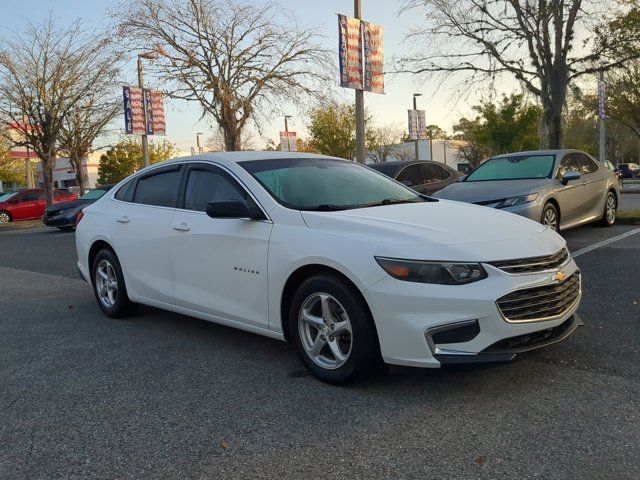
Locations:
205;200;264;220
561;171;581;185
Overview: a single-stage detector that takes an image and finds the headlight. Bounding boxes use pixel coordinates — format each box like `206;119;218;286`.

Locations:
495;193;538;208
375;257;488;285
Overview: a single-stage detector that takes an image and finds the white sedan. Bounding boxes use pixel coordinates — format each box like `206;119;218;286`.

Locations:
76;152;582;384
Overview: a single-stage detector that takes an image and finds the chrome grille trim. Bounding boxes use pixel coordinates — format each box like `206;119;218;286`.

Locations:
489;248;569;274
496;273;581;323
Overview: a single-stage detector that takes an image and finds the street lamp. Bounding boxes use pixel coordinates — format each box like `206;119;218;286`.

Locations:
137;51;159;167
284;115;293;152
412;93;422;161
196;132;204;153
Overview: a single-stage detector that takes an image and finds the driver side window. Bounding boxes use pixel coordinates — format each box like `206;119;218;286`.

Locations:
183;166;248;212
397;164;425;187
557;154;579;179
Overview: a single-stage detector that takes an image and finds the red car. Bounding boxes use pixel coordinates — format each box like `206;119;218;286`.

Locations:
0;189;78;223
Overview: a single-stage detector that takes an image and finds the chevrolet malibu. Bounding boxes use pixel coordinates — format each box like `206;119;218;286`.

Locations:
76;153;582;384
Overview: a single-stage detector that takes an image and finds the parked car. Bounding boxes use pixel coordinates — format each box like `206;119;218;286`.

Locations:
434;149;620;232
43;185;114;230
0;189;78;223
369;160;463;195
603;160;623;186
76;152;582;384
618;163;640;179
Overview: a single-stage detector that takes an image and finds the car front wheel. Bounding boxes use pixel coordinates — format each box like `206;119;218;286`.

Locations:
0;211;11;223
541;202;560;231
289;274;381;385
600;191;617;227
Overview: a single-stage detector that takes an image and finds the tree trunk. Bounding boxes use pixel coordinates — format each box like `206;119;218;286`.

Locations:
71;151;89;195
540;100;564;149
223;125;241;151
41;158;55;207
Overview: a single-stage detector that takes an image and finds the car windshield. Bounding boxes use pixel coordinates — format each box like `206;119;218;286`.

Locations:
240;157;423;211
465;155;555;181
0;192;18;203
80;188;108;200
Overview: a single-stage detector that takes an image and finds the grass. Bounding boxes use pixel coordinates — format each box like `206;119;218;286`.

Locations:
617;209;640;225
0;219;43;230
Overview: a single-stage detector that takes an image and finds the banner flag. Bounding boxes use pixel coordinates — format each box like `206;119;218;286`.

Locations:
598;81;608;119
408;110;426;140
149;91;166;135
363;21;384;94
123;86;146;134
338;14;363;90
280;131;297;152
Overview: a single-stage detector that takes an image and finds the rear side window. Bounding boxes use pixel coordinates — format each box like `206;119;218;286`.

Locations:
22;191;40;201
421;163;450;182
183;168;247;212
576;154;598;175
133;168;182;207
114;179;136;202
397;164;424;186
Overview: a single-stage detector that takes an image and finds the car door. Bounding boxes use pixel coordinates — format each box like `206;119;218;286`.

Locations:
170;162;273;329
109;164;183;305
575;153;606;219
553;153;587;226
420;163;452;195
10;190;41;220
396;164;427;193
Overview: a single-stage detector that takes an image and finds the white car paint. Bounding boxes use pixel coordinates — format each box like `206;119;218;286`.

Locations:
76;152;581;368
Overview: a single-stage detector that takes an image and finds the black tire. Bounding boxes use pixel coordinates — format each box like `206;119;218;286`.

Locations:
0;210;11;224
91;248;135;318
540;202;560;232
289;273;381;385
599;191;617;227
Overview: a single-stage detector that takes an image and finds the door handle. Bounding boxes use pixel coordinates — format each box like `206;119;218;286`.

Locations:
115;215;130;223
172;222;190;232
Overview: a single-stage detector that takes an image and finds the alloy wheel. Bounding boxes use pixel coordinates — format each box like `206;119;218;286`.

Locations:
95;259;118;309
0;212;9;223
298;292;353;370
543;207;557;230
606;194;616;224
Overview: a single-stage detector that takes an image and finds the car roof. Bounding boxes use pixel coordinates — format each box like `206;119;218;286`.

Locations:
157;151;345;167
491;149;582;159
370;160;444;168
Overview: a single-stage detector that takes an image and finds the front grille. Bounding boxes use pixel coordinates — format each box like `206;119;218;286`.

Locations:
496;273;580;322
489;248;569;274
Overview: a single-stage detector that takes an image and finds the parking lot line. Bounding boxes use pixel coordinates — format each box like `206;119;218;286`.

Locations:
572;227;640;258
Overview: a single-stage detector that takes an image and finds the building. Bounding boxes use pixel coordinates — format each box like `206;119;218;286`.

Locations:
35;151;102;191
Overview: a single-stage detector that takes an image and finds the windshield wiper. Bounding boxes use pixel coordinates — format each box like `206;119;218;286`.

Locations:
311;204;351;211
359;198;423;208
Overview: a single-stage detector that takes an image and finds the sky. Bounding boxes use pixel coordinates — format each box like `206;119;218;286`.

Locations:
1;0;507;152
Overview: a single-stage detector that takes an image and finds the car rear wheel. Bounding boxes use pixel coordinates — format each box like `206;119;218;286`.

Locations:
289;274;381;385
91;249;135;318
0;211;11;223
541;202;560;231
600;191;617;227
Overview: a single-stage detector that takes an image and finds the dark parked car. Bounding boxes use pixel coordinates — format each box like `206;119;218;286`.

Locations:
369;160;463;196
618;163;639;179
42;185;114;230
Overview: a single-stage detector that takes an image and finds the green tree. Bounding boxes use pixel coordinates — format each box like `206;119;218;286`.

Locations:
307;103;378;160
97;137;177;184
453;94;541;167
0;137;25;185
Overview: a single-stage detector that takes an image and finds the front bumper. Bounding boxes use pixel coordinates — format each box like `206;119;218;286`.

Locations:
42;212;77;227
363;257;581;368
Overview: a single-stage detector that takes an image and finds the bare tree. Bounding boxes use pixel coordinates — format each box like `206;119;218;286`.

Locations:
114;0;330;151
0;18;123;205
368;124;404;163
392;143;415;161
206;127;255;152
398;0;639;149
59;72;123;195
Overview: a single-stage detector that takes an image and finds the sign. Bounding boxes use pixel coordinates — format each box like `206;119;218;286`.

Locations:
598;81;608;119
123;86;146;134
280;131;297;152
408;110;426;140
123;86;166;135
338;14;363;90
363;21;384;93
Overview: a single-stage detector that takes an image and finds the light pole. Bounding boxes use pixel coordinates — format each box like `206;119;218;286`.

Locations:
284;115;293;152
412;93;422;161
598;63;607;164
354;0;366;164
196;132;204;154
137;51;157;167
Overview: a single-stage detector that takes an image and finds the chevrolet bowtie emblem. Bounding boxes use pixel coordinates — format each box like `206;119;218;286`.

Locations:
553;271;566;282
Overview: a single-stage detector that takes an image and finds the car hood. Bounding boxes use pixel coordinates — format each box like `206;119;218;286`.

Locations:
301;200;565;262
45;199;92;213
433;178;551;203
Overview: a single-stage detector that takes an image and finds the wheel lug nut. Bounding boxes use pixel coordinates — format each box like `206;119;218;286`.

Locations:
329;336;334;341
330;324;335;330
320;335;325;341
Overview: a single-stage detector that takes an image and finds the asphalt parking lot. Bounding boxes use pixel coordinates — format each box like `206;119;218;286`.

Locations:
1;222;639;479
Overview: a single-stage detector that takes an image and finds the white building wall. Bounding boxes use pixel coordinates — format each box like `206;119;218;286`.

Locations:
36;151;101;190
